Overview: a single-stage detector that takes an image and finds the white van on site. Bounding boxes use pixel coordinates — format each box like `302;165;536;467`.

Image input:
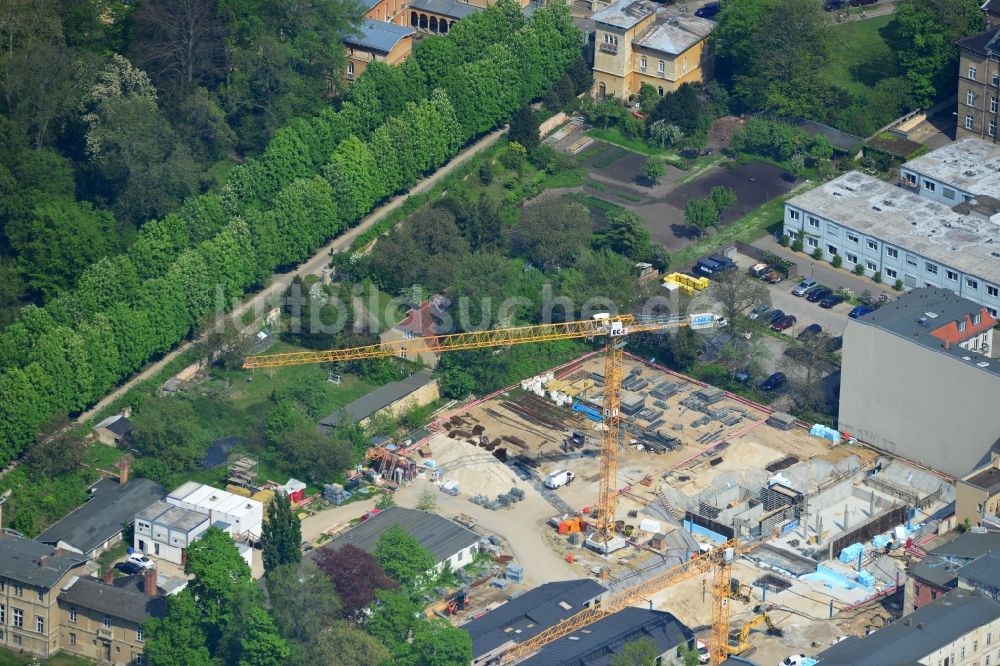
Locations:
544;470;575;489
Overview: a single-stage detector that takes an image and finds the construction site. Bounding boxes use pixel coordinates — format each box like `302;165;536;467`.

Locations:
370;351;956;664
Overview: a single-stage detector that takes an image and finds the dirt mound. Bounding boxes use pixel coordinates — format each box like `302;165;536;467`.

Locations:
428;434;523;498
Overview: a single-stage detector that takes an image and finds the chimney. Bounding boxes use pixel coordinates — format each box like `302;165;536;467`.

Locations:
103;568;114;585
144;567;157;598
118;458;129;486
38;555;48;567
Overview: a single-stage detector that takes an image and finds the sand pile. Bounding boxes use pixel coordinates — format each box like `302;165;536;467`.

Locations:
427;434;523;498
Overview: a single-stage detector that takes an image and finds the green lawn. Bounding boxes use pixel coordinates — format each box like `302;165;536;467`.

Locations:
586;128;684;166
672;180;818;266
819;14;895;97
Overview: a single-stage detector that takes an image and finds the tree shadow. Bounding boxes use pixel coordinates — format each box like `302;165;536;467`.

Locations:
670;223;701;240
848;52;899;88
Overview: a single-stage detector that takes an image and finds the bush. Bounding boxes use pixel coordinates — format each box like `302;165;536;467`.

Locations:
479;161;495;185
791;238;803;252
873;271;882;284
894;279;904;291
854;263;866;276
780;234;790;247
812;247;823;260
831;254;842;268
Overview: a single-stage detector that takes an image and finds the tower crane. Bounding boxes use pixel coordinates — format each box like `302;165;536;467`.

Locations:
243;312;753;664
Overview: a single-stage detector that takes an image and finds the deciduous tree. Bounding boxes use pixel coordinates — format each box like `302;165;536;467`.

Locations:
375;524;436;591
315;544;398;621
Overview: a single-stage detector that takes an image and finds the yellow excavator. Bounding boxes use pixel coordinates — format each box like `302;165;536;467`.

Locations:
730;578;754;603
729;611;782;655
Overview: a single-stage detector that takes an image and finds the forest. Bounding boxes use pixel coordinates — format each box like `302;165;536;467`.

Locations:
0;0;584;463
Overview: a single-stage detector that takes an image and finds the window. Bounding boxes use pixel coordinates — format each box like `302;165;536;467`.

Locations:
640;56;647;69
943;188;955;200
35;616;43;634
995;73;1000;86
808;216;820;229
788;210;800;221
807;237;818;248
866;261;877;272
846;253;858;263
0;605;4;624
990;307;998;317
12;634;20;647
347;62;354;77
906;256;918;268
827;224;838;236
968;278;979;290
69;633;76;646
137;627;144;642
885;268;898;279
924;180;936;192
931;590;938;600
992;97;998;113
847;233;859;244
975;641;979;652
137;656;146;666
961;647;966;659
970;66;978;79
926;263;938;274
990;120;997;137
866;240;878;251
904;172;916;185
69;608;76;623
887;247;898;259
13;584;21;597
0;580;4;592
989;633;993;646
103;616;111;629
967;115;975;130
657;60;664;74
968;90;977;106
828;245;838;256
988;285;999;297
947;269;959;281
13;608;22;629
657;86;663;96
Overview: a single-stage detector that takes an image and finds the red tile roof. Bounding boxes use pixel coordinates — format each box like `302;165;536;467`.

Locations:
929;308;997;346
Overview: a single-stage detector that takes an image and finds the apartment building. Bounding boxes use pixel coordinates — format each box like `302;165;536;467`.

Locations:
591;0;714;100
782;171;1000;315
957;456;1000;528
839;287;1000;478
957;26;1000;142
0;533;87;658
898;137;1000;206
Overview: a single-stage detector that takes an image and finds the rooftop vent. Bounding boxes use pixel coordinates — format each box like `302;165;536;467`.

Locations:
558;601;572;610
977;361;991;368
917;317;927;325
962;356;973;361
872;206;882;212
924;312;938;319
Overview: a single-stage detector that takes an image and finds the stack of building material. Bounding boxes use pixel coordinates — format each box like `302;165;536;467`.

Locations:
323;484;350;506
506;563;524;583
694;387;725;404
766;412;797;430
651;381;678;399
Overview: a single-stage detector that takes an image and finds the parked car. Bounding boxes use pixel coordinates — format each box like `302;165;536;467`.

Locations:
797;323;822;340
749;262;771;278
849;0;877;6
694;257;724;277
792;279;818;296
820;294;846;309
849;305;873;319
697;640;711;664
824;0;846;9
126;553;155;570
734;370;751;383
759;372;787;391
748;303;770;320
117;561;145;575
771;314;797;331
780;655;808;666
762;270;784;284
807;287;832;303
826;335;844;352
544;470;575;489
767;309;786;324
694;1;721;18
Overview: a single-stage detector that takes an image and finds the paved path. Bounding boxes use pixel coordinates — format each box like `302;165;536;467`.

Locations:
76;128;506;425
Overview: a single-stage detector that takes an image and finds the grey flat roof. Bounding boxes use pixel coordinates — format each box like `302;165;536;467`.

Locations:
633;13;714;55
815;589;1000;665
902;138;1000;198
850;287;1000;377
408;0;481;19
136;500;210;533
958;552;1000;590
343;18;415;54
319;368;435;430
785;172;1000;286
59;576;165;625
0;531;87;589
929;532;1000;560
965;466;1000;493
38;478;164;555
320;506;479;564
908;554;962;588
591;0;657;29
520;607;695;666
464;579;606;657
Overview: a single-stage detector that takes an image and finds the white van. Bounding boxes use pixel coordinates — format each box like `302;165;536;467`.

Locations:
544;470;575;489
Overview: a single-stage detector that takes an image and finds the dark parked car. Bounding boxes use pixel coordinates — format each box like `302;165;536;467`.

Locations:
797;323;822;340
807;287;832;303
695;2;721;18
820;294;846;309
850;0;877;6
767;309;786;324
760;372;787;391
771;314;797;332
849;305;873;319
826;336;844;352
824;0;846;9
117;561;145;575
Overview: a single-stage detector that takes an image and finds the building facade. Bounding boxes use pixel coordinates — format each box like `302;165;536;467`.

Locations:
957;26;1000;143
957;457;1000;527
782;169;1000;316
591;0;714;100
133;500;211;565
839;288;1000;478
345;19;416;82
